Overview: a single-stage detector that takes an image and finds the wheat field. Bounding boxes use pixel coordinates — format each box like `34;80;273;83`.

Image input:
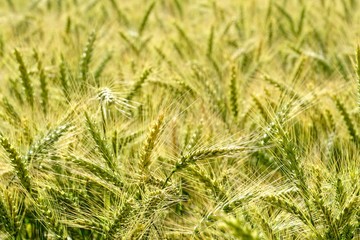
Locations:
0;0;359;239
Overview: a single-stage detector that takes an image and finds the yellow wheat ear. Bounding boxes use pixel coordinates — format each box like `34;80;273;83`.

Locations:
140;114;164;173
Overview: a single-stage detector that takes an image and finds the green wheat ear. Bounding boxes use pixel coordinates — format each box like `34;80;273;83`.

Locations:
14;49;34;108
223;218;260;240
174;23;195;53
0;196;15;235
0;34;4;57
126;67;152;101
334;97;359;143
119;31;139;54
35;197;66;238
0;135;31;192
188;165;227;201
94;53;112;86
261;194;312;227
264;75;301;101
79;31;96;85
85;112;114;170
356;45;360;112
229;65;239;119
1;97;21;125
107;202;133;238
68;155;123;187
184;123;202;151
163;145;248;187
109;0;129;25
251;94;268;121
33;50;49;115
138;1;156;36
206;26;214;57
25;124;71;162
59;56;70;101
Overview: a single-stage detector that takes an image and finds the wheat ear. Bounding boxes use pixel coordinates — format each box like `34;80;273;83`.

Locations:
0;135;31;192
140;114;164;173
14;49;34;108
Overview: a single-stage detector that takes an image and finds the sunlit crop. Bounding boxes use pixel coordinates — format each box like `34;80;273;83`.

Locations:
0;1;359;239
